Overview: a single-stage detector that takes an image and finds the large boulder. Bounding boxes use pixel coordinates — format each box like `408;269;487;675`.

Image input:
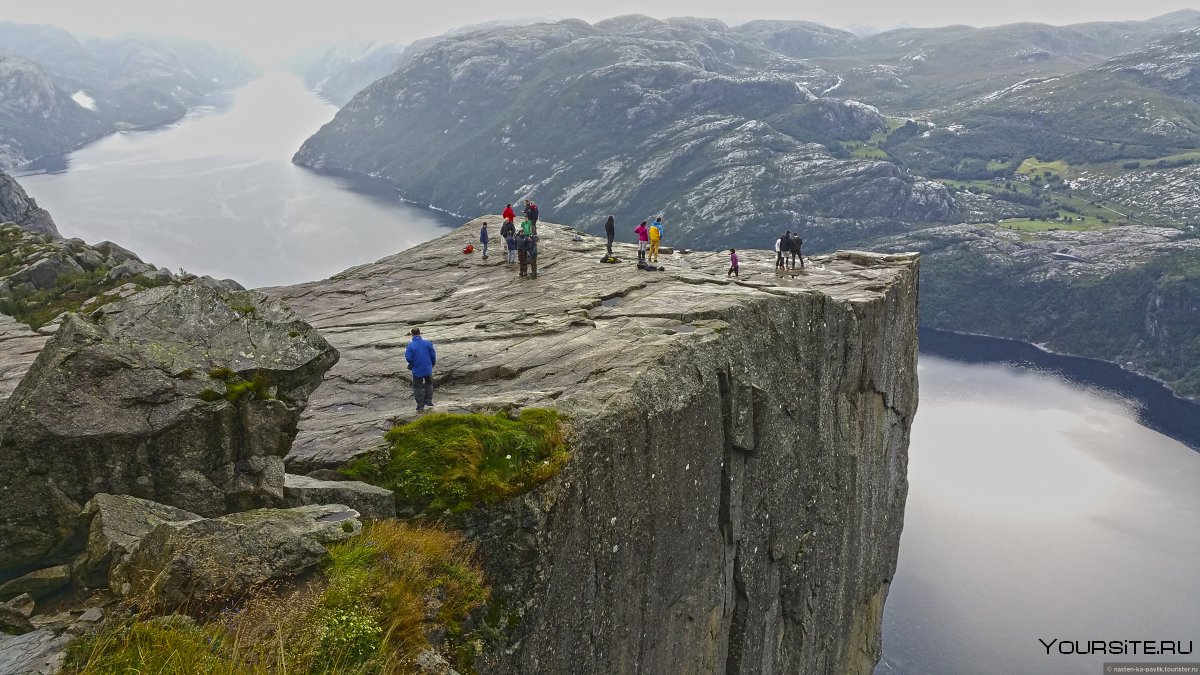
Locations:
0;566;70;602
0;284;339;581
7;253;84;290
284;473;396;519
73;494;201;589
112;504;361;609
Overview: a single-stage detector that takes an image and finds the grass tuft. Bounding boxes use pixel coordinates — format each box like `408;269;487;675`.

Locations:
343;410;570;515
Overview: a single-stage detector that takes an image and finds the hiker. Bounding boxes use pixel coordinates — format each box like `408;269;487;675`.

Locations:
405;327;436;412
789;232;803;269
523;200;539;231
502;203;515;224
500;218;516;264
775;233;786;270
516;231;530;277
648;217;663;262
527;233;539;280
635;221;649;262
728;248;739;277
519;217;534;237
479;221;490;260
604;215;615;255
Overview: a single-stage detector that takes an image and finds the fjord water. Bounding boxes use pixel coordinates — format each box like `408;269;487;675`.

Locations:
15;71;457;288
879;340;1200;675
12;72;1199;675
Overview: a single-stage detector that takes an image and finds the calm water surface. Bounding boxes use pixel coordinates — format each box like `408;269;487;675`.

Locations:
880;347;1200;675
15;71;457;288
12;72;1198;674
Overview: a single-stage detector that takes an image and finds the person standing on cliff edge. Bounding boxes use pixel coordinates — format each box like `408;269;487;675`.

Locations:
604;215;615;255
405;327;437;412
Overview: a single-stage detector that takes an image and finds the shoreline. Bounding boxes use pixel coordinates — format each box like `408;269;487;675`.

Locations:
919;325;1200;451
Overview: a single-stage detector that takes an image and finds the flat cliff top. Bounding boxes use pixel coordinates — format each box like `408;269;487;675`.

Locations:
268;218;918;470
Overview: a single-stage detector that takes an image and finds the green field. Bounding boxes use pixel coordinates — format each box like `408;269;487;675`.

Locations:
1017;157;1069;176
997;218;1095;232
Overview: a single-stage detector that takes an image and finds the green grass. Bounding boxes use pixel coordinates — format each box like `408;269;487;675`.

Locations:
343;410;570;516
65;520;490;674
996;218;1094;232
1016;157;1069;176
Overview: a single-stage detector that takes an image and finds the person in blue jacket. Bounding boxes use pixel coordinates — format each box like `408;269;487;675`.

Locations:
479;221;490;260
405;327;437;411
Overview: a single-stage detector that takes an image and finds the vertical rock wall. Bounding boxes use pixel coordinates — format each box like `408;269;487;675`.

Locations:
487;255;916;674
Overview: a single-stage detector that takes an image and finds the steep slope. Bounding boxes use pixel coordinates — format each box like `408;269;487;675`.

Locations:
0;170;58;236
810;15;1200;113
0;22;258;168
0;56;106;169
294;18;953;251
885;28;1200;174
267;218;919;673
885;223;1200;396
286;40;408;106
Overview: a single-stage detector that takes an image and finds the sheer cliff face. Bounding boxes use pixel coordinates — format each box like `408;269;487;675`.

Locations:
270;219;918;674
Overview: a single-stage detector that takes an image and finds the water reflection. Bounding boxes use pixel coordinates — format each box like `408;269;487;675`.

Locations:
15;72;457;288
880;355;1200;675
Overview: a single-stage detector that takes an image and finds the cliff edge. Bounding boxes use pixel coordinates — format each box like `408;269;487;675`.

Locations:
269;218;918;674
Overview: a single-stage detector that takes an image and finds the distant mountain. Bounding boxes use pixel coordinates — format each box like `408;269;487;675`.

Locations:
0;22;259;168
809;13;1200;113
295;17;954;250
883;28;1200;176
286;40;408;106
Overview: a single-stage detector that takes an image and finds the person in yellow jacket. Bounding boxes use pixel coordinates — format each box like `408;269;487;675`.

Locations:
648;216;664;262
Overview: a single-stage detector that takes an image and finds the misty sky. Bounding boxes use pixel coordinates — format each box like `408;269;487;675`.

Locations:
2;0;1196;63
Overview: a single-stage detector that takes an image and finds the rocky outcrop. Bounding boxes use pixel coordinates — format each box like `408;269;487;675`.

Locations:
284;474;396;519
0;284;339;581
269;219;918;673
0;171;58;237
112;504;361;608
0;313;48;402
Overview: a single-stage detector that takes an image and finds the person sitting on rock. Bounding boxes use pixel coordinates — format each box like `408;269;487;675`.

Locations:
405;327;437;412
502;203;515;224
635;221;649;262
728;248;739;277
479;221;490;260
500;218;516;264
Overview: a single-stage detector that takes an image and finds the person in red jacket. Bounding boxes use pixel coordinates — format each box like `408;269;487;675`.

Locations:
502;203;515;224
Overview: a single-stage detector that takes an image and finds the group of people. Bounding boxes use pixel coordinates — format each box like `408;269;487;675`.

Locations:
775;230;804;271
403;202;808;413
479;200;541;278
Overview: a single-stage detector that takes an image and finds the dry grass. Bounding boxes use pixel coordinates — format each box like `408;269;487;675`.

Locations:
65;520;489;674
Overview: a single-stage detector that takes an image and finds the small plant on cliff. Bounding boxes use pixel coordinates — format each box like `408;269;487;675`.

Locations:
65;520;488;673
343;409;570;515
